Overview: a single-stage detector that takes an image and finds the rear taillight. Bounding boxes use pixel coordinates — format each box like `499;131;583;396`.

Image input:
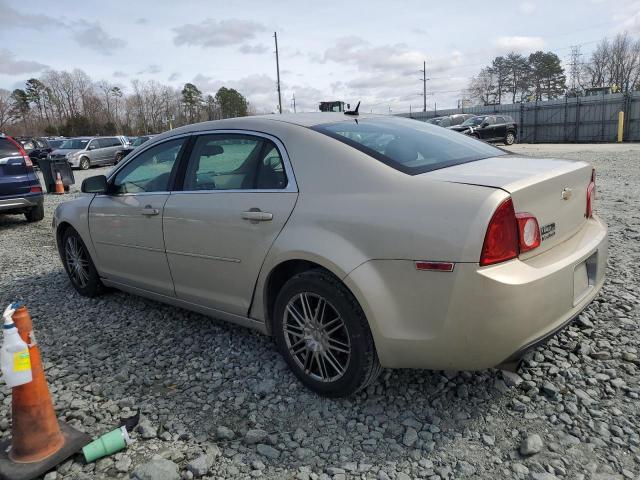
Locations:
586;168;595;218
5;136;32;167
480;198;542;266
480;198;519;266
30;185;42;193
515;213;541;253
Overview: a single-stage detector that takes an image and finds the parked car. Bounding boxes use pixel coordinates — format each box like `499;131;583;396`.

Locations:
0;135;44;222
114;135;155;164
426;114;475;128
449;114;518;145
14;136;64;166
53;113;607;396
49;136;125;169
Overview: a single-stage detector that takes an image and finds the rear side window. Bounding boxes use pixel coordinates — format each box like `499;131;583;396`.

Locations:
0;138;20;158
312;117;505;175
183;134;287;191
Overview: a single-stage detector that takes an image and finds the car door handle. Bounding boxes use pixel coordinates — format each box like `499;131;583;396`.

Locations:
140;206;160;216
242;210;273;222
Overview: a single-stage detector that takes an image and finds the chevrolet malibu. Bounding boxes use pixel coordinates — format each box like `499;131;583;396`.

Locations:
53;113;607;397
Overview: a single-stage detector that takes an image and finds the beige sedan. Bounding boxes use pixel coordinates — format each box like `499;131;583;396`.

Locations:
53;113;607;396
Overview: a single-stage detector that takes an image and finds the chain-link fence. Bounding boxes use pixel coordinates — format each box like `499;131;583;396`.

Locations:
397;92;640;143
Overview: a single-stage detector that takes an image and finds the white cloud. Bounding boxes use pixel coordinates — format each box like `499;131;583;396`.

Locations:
494;36;545;53
0;49;48;75
520;1;536;14
168;72;181;82
238;44;269;54
0;0;64;28
113;70;128;78
73;22;127;55
173;19;267;49
137;64;162;75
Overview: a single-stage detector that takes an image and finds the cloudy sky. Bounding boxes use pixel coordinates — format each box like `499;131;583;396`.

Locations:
1;0;639;113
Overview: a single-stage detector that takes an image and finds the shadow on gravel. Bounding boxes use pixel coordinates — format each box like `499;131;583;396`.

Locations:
0;267;503;470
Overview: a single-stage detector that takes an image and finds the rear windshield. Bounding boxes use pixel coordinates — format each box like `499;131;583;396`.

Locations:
59;139;89;149
312;117;505;175
0;138;20;158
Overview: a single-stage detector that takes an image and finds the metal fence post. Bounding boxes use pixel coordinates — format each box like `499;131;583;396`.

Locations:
575;98;580;143
533;101;538;143
519;103;524;143
563;96;568;142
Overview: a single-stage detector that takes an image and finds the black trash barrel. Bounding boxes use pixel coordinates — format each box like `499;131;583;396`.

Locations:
38;158;75;193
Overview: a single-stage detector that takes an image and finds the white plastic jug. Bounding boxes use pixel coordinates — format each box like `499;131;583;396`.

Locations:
1;303;32;387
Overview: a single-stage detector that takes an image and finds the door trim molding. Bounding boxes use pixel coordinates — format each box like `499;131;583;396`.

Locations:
94;240;164;253
166;249;241;263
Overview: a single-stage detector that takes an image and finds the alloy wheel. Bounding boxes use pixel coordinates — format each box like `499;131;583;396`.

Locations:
283;292;351;382
65;235;90;288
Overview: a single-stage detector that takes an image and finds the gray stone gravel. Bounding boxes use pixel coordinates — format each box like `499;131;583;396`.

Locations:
0;144;638;479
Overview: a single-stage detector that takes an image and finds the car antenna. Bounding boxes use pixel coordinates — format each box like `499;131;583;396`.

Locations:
344;101;360;116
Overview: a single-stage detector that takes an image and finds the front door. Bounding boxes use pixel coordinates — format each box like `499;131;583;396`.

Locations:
163;132;298;316
88;137;187;295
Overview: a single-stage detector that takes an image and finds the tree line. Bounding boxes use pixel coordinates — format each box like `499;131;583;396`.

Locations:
0;70;252;137
467;32;640;105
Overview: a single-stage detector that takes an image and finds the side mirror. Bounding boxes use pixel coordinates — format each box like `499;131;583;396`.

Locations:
81;175;108;194
481;121;490;128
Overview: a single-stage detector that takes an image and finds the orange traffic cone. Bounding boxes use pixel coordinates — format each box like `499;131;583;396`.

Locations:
54;172;65;195
0;305;90;480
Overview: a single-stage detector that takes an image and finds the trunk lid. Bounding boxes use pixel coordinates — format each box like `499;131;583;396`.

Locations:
425;155;592;256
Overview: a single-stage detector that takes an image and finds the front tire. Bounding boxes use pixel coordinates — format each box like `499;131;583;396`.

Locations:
79;156;90;170
61;228;104;297
504;131;516;145
273;269;381;397
114;153;123;164
24;203;44;222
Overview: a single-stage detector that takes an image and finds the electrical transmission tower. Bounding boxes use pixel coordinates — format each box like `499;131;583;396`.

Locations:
568;45;583;94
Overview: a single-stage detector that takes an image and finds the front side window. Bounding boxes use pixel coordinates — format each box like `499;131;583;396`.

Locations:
111;138;185;194
312;117;505;175
183;134;287;191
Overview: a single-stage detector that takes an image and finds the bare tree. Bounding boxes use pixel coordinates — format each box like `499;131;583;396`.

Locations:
0;89;15;131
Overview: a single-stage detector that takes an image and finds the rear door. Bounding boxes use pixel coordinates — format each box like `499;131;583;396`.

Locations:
88;137;187;295
104;137;122;164
163;132;298;316
495;116;508;140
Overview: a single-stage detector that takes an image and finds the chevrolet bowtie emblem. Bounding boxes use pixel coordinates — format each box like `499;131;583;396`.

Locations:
561;187;572;200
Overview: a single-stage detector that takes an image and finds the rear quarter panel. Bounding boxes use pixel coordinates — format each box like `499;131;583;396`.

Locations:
249;125;508;322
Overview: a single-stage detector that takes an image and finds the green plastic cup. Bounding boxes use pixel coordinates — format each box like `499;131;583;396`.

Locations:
83;426;131;463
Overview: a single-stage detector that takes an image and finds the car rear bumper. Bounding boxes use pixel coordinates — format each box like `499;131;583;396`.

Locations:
0;194;43;212
344;215;608;370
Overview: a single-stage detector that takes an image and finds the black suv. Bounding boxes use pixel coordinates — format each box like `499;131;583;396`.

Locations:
449;115;518;145
0;135;45;222
15;136;65;166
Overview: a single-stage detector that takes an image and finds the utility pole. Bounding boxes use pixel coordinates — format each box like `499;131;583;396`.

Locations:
291;92;296;113
274;32;282;114
419;60;427;112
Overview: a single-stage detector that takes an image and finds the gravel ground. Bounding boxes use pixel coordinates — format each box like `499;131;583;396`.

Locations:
0;144;638;480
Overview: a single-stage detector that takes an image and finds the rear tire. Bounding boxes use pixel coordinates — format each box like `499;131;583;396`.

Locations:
61;228;104;297
273;269;381;397
504;131;516;145
79;157;90;170
24;203;44;222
